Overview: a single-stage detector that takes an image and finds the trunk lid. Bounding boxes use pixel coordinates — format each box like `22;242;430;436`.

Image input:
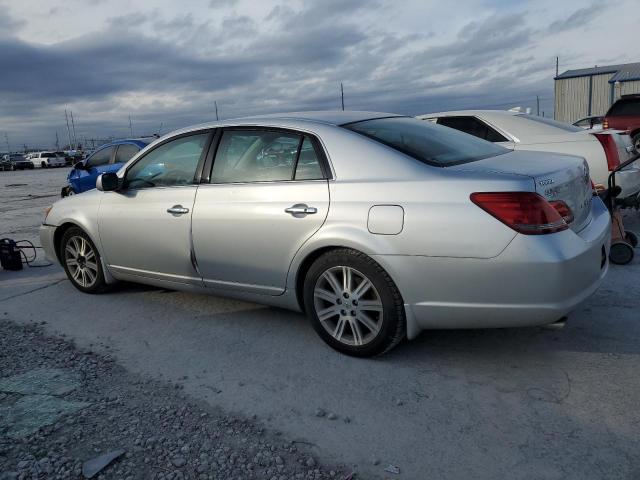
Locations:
450;150;594;232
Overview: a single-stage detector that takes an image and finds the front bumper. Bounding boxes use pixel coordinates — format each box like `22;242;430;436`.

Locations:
373;197;611;337
40;224;59;265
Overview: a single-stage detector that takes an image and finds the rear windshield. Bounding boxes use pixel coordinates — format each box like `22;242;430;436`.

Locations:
608;98;640;116
516;114;582;132
343;116;507;166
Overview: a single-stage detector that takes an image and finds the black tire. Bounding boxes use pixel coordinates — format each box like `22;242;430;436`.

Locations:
609;241;634;265
60;227;109;293
303;248;406;357
625;230;638;248
633;133;640;155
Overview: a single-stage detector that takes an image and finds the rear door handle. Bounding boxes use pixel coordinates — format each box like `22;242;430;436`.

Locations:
285;204;317;217
167;205;189;215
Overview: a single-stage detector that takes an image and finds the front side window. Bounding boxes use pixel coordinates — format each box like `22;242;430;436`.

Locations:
125;133;208;189
114;144;140;164
212;130;303;183
86;146;114;167
344;116;507;167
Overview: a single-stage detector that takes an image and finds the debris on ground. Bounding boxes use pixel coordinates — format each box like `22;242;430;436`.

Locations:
384;464;400;474
81;449;125;478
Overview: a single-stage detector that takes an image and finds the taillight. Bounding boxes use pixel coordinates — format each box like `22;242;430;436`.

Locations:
603;119;609;129
470;192;569;235
594;132;620;171
548;200;574;224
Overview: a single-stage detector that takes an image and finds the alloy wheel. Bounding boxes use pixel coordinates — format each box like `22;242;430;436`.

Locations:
313;266;384;346
634;136;640;154
64;235;98;288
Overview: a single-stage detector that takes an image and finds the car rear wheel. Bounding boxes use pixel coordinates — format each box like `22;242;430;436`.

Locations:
303;248;406;357
60;227;108;293
633;133;640;154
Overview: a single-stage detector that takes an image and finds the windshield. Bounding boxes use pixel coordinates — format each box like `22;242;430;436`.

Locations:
343;116;507;166
515;114;582;132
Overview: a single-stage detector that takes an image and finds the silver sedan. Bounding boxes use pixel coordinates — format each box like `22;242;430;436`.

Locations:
41;112;611;356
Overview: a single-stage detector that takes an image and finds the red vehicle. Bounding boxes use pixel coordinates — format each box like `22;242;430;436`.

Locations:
604;94;640;153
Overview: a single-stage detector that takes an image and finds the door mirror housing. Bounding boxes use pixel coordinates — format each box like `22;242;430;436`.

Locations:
73;161;86;170
96;172;120;192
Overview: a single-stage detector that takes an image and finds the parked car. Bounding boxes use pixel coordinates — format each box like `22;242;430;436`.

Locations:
0;153;34;171
41;112;610;356
27;151;66;168
573;116;604;130
603;94;640;153
418;110;640;200
62;138;154;196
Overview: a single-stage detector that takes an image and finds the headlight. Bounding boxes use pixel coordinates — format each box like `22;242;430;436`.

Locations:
43;206;53;223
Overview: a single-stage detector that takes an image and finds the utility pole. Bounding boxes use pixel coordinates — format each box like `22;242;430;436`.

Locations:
340;82;345;111
555;57;559;78
4;133;10;154
536;95;540;116
129;115;134;137
70;110;77;149
65;110;73;150
214;101;219;121
55;131;60;151
158;122;163;136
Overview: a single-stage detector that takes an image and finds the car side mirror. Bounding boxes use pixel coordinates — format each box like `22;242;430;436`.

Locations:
96;172;120;192
73;161;85;170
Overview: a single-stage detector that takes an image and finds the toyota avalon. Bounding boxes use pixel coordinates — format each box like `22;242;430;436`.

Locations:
40;112;611;356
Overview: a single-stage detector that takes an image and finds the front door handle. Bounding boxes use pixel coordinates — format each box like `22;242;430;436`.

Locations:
167;205;189;215
285;204;317;217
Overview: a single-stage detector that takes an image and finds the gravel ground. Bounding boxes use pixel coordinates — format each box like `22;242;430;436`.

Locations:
0;321;350;480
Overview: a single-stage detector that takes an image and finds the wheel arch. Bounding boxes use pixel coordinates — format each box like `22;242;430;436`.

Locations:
53;221;117;284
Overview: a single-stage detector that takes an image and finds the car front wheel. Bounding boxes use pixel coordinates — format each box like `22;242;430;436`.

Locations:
60;227;108;293
303;248;406;357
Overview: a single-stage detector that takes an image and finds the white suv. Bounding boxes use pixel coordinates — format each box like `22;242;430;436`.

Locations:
27;152;66;168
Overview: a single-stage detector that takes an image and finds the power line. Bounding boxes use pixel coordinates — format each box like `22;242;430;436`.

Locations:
340;82;345;111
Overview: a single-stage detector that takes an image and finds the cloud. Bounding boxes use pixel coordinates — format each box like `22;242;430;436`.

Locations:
0;0;636;148
547;3;600;32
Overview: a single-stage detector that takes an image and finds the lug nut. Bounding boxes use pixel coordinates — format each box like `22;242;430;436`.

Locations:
350;310;356;316
340;310;347;316
343;292;349;299
337;299;342;304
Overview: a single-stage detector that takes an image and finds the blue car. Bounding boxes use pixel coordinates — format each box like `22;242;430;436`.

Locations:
62;137;155;196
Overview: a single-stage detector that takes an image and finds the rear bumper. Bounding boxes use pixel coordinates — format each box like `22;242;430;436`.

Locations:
374;197;611;337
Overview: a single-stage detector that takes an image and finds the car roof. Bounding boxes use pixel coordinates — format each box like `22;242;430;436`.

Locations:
417;109;521;119
237;111;403;126
97;137;155;149
167;111;404;138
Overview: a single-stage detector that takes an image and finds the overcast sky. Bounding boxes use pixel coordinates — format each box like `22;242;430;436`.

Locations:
0;0;637;149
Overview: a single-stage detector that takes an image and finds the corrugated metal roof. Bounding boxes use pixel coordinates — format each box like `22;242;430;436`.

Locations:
555;62;640;83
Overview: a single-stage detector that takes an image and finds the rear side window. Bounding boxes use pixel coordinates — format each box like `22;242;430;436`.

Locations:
608;98;640;116
86;146;114;167
344;117;507;166
114;144;140;164
295;137;324;180
437;116;508;142
212;130;303;183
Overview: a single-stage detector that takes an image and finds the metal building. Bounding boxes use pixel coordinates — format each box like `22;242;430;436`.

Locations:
554;62;640;123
